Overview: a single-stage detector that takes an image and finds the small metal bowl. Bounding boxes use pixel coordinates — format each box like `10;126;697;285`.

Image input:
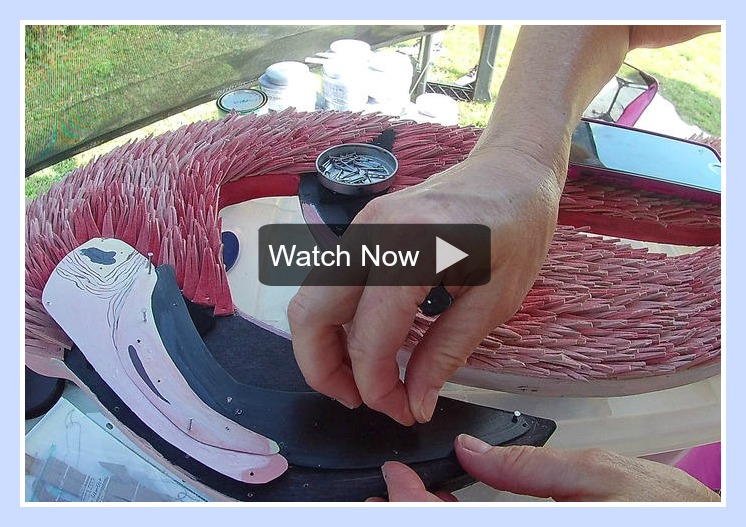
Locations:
315;143;398;196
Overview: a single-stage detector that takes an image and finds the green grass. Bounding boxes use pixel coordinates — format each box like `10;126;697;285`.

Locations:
626;31;721;135
23;99;220;199
429;25;521;128
25;24;722;198
24;157;77;199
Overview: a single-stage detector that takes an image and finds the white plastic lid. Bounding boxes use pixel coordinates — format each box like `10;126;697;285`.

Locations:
368;50;413;75
415;93;459;118
329;39;371;57
263;61;310;86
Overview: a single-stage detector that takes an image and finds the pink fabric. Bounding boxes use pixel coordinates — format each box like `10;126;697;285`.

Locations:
675;442;721;490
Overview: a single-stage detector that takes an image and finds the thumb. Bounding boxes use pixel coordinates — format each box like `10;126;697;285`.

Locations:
454;434;604;501
378;461;446;502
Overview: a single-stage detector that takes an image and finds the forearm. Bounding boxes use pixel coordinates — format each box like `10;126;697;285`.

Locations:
473;25;630;184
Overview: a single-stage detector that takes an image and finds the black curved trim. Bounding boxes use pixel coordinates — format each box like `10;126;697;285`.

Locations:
65;345;556;502
151;265;546;470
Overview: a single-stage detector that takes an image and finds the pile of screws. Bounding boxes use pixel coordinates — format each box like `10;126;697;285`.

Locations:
320;152;393;185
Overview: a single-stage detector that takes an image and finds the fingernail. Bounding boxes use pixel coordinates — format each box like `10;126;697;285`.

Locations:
334;396;360;410
381;461;392;480
457;434;492;454
416;388;440;423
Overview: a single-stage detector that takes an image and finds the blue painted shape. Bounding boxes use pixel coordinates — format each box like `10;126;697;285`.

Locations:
221;231;240;272
80;247;117;265
128;345;170;404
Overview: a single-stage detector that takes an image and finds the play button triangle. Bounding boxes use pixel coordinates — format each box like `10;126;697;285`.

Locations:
435;237;469;275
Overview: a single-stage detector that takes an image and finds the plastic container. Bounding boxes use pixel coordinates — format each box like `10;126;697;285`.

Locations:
413;93;459;126
367;50;413;114
320;39;372;112
321;58;369;112
258;61;317;112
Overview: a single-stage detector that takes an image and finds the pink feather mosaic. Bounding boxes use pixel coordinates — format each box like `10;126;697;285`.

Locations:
25;110;720;385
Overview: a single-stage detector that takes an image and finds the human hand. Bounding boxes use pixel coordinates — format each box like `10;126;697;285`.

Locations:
368;434;721;502
288;147;563;425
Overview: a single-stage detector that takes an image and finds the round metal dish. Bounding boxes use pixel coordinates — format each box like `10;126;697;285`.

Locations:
315;143;398;196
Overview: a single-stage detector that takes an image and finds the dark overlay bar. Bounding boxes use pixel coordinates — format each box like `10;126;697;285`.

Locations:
258;224;491;287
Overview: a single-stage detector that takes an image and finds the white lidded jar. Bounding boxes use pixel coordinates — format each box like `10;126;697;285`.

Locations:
321;57;370;112
367;50;413;115
321;39;372;112
259;61;318;112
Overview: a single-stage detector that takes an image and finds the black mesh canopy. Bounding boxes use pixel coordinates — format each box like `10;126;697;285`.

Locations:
24;24;445;176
